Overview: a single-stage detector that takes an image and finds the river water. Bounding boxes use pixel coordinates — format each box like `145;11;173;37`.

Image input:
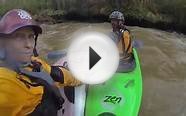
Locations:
38;22;186;116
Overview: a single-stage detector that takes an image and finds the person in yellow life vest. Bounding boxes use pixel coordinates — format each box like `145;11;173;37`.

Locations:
109;11;135;72
0;9;81;116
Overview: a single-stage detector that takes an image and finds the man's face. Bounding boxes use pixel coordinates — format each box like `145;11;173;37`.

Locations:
3;27;35;63
111;19;120;32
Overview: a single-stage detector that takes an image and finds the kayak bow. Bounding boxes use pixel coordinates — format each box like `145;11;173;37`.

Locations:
85;48;142;116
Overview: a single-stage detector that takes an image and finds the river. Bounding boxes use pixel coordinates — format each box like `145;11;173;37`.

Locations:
38;22;186;116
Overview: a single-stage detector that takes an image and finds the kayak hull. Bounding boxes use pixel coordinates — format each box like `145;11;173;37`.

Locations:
85;48;142;116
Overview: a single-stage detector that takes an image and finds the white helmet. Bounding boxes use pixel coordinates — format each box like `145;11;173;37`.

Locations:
109;11;125;21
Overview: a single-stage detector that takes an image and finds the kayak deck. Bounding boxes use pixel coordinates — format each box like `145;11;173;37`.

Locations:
85;49;142;116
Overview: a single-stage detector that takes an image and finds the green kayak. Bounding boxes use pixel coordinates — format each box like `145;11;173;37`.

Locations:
85;48;142;116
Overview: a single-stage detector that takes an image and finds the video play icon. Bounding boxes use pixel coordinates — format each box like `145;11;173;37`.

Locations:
67;32;119;84
89;47;101;70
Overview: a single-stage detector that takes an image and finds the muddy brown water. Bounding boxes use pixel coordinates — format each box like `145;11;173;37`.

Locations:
37;22;186;116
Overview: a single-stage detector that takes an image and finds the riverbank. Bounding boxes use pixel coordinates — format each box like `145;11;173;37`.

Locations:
0;0;186;34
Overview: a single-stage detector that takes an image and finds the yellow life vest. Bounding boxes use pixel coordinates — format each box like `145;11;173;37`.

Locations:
118;30;133;57
0;57;80;116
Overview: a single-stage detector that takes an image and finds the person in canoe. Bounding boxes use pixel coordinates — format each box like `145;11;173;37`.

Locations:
109;10;136;72
0;9;81;116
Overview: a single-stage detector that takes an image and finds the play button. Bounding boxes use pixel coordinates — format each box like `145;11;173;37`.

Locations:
89;47;101;70
67;31;119;84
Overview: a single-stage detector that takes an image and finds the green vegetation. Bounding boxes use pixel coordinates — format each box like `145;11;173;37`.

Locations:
154;0;186;25
0;0;186;33
0;0;65;23
113;0;186;26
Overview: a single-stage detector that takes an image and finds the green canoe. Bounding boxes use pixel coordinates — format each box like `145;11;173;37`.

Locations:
85;48;142;116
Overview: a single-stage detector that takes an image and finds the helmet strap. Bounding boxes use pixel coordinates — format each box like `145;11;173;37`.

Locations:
119;20;125;30
0;48;5;60
33;34;39;57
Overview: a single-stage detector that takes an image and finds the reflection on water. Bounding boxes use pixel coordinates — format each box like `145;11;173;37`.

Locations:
38;22;186;116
